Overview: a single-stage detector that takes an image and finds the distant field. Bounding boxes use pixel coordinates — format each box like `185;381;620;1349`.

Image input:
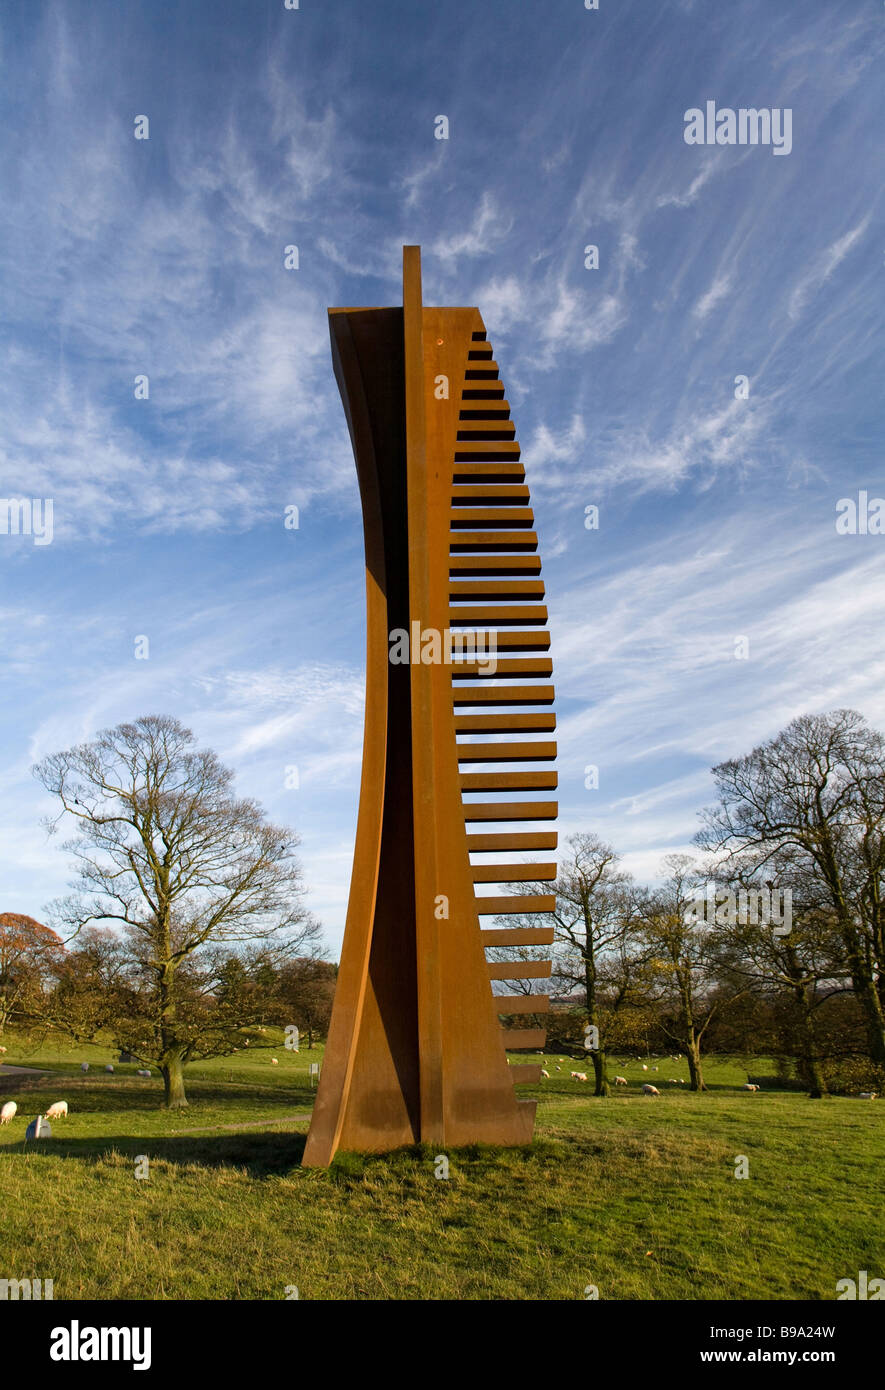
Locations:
1;1033;882;1301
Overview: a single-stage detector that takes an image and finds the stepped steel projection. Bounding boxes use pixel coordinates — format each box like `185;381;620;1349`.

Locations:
302;247;558;1166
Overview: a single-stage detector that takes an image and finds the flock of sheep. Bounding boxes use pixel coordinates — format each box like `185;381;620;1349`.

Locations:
1;1047;879;1130
0;1056;156;1139
0;1047;289;1139
1;1098;68;1137
533;1055;773;1097
532;1057;879;1099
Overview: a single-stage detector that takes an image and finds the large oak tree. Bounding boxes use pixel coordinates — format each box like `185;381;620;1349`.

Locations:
35;714;321;1107
697;710;885;1065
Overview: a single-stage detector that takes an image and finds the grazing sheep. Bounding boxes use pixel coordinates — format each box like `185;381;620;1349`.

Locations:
614;1076;628;1086
45;1101;68;1119
859;1092;877;1100
741;1083;759;1092
25;1115;51;1140
105;1064;114;1073
555;1066;561;1071
136;1069;151;1078
642;1084;660;1096
669;1078;680;1083
571;1072;588;1082
271;1057;279;1065
0;1045;8;1054
652;1066;659;1072
641;1063;648;1071
540;1069;550;1078
0;1101;16;1124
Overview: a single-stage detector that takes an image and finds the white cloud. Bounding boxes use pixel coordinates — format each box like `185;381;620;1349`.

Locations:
692;272;734;322
430;192;513;265
656;158;722;210
787;217;870;320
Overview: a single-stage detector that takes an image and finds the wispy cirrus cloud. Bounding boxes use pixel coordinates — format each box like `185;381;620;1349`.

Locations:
430;192;513;265
2;0;884;943
787;216;871;321
692;272;734;322
656;157;723;209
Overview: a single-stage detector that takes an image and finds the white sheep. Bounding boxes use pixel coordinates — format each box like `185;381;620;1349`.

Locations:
0;1101;16;1124
105;1064;114;1073
571;1071;588;1082
25;1115;51;1140
45;1101;68;1119
540;1069;550;1078
80;1062;89;1072
641;1063;648;1071
271;1057;279;1065
859;1091;877;1100
669;1078;680;1083
652;1066;659;1072
0;1045;8;1054
614;1076;628;1085
642;1083;660;1096
136;1069;151;1078
741;1083;759;1092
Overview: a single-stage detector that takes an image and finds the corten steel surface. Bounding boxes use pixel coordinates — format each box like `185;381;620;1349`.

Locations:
302;246;558;1166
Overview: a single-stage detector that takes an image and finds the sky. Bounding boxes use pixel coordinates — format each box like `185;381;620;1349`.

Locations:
1;0;884;954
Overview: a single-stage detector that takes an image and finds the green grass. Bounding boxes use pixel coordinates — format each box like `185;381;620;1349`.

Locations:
1;1035;882;1300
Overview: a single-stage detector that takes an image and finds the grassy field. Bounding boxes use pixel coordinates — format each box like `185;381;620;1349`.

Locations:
1;1033;882;1300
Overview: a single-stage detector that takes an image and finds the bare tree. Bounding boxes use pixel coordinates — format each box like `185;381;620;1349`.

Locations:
34;714;321;1107
636;855;745;1091
697;710;885;1064
491;834;641;1095
700;849;848;1097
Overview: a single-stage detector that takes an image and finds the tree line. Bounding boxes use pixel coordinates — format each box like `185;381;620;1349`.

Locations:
493;709;885;1099
4;707;883;1108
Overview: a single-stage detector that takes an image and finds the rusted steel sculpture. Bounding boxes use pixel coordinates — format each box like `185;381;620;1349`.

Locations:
302;247;557;1165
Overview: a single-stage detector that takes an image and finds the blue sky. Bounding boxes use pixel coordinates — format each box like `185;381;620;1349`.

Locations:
1;0;884;952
